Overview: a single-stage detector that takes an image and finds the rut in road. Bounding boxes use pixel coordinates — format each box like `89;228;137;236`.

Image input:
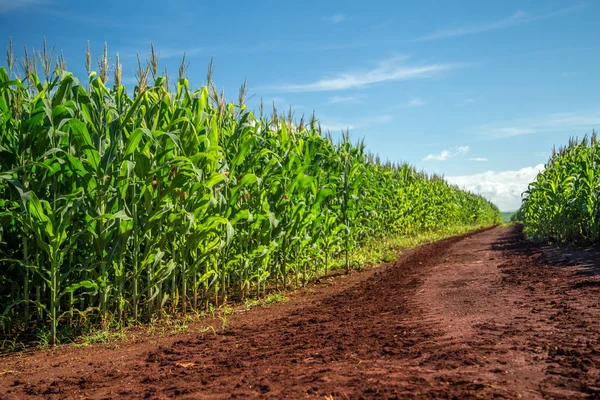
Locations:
1;225;599;399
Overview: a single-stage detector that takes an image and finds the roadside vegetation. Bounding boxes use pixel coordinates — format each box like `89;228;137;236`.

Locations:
520;134;599;245
0;39;501;347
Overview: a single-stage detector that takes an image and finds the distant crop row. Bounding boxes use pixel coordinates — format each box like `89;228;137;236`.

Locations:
0;41;501;345
520;135;599;244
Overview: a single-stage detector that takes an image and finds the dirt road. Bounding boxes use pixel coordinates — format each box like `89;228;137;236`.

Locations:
1;226;599;399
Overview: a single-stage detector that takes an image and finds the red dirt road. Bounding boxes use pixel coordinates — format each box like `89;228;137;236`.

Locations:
1;226;599;399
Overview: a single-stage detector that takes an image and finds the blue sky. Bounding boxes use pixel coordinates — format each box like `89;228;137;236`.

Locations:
1;0;599;210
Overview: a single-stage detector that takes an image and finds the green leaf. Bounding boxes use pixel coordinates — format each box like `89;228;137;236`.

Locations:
61;280;98;296
67;119;100;170
124;128;145;157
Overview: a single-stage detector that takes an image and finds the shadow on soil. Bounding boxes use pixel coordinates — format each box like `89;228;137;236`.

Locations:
491;224;600;284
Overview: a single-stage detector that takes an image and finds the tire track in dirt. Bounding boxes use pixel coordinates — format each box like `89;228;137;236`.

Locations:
1;225;599;399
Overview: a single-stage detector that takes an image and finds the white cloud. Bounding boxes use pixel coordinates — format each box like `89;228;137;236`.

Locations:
424;146;469;161
426;150;451;161
404;97;426;107
318;114;392;133
115;46;203;62
0;0;48;13
323;13;346;23
45;9;128;27
446;164;545;211
153;47;203;59
318;115;355;132
270;97;286;105
270;56;461;92
266;97;304;112
479;111;600;138
414;6;583;41
317;43;359;51
319;122;355;132
367;115;394;125
469;157;488;162
328;95;364;104
457;98;477;107
484;127;537;138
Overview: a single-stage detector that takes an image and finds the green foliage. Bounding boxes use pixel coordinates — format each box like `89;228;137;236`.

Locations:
244;291;288;309
500;212;516;223
510;211;522;223
520;135;600;244
0;58;500;345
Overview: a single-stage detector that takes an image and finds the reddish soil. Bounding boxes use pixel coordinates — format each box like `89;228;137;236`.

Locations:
1;225;599;399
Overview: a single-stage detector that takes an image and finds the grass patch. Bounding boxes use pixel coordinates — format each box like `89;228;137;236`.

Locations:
334;224;492;273
244;291;289;309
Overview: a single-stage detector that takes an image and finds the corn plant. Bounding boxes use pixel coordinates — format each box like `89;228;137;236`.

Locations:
0;40;501;344
520;134;599;244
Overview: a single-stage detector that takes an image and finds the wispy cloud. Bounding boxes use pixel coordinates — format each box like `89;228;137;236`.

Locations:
457;98;477;107
319;121;356;132
372;18;396;30
317;43;360;51
0;0;48;13
367;115;394;125
323;13;346;23
270;97;286;106
266;97;304;112
479;111;600;139
424;146;469;161
483;127;537;138
35;7;129;27
269;56;461;93
560;71;578;78
446;164;545;211
116;45;204;62
414;5;584;42
400;97;426;108
328;95;365;104
153;47;204;59
318;114;393;133
469;157;488;162
123;40;292;61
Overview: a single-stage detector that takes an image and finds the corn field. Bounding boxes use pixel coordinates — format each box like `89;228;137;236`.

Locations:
521;134;600;244
0;41;501;345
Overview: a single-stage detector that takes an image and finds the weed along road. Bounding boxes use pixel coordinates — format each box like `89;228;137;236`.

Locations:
1;225;599;399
